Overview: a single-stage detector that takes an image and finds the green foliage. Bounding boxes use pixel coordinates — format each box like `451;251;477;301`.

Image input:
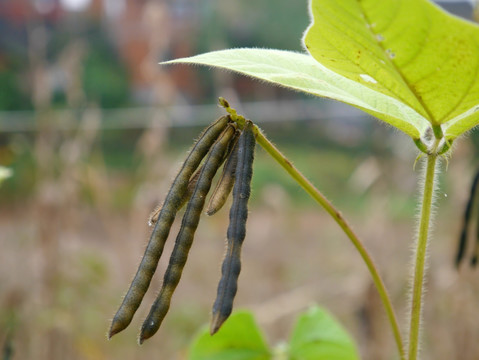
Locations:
165;49;429;140
188;311;271;360
304;0;479;139
165;0;479;142
0;166;12;187
82;43;130;108
188;306;359;360
195;0;309;52
288;306;360;360
48;22;130;108
0;67;32;111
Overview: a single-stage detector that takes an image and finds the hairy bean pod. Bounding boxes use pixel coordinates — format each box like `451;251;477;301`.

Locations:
149;131;239;225
148;166;203;226
206;134;240;216
211;121;255;335
139;125;236;344
108;116;229;339
456;169;479;268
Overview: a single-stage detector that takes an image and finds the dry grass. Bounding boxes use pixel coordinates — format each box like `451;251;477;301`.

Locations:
1;116;479;360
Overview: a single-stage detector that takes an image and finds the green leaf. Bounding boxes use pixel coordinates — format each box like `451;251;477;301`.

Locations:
288;306;360;360
443;104;479;140
165;49;429;140
0;166;12;187
188;311;271;360
304;0;479;138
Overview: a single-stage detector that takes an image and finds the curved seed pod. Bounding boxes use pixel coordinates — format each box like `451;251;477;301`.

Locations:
211;121;255;335
149;131;239;224
139;125;236;344
148;166;203;226
108;116;229;339
206;134;240;216
455;169;479;268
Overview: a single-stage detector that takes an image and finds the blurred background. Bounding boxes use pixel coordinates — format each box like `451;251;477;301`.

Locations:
1;0;479;359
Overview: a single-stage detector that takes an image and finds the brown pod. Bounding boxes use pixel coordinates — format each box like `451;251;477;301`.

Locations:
211;121;255;334
206;134;240;216
108;116;229;339
148;166;203;226
138;125;237;344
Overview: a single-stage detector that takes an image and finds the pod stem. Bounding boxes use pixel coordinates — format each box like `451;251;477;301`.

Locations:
220;98;405;360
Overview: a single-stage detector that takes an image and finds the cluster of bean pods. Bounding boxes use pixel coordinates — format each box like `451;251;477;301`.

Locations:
108;115;256;344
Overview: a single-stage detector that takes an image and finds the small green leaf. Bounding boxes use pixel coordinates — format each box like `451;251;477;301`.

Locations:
304;0;479;134
165;49;429;140
188;311;271;360
288;306;360;360
0;166;12;187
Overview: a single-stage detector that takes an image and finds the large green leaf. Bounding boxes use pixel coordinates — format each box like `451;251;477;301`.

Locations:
188;311;271;360
288;306;360;360
304;0;479;136
165;49;429;140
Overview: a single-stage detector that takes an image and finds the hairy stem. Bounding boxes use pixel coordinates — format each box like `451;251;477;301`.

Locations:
220;98;404;359
408;154;438;360
256;128;405;360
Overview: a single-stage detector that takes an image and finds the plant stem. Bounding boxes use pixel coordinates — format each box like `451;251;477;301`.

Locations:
220;99;404;359
254;126;405;360
408;154;437;360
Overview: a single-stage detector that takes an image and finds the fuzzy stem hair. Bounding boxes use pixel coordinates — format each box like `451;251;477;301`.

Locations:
407;154;439;360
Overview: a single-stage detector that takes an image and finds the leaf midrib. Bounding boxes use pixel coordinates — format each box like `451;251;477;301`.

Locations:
357;0;437;125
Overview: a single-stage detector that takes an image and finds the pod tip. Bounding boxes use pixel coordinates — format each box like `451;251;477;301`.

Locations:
210;312;227;335
107;321;122;340
138;318;161;345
